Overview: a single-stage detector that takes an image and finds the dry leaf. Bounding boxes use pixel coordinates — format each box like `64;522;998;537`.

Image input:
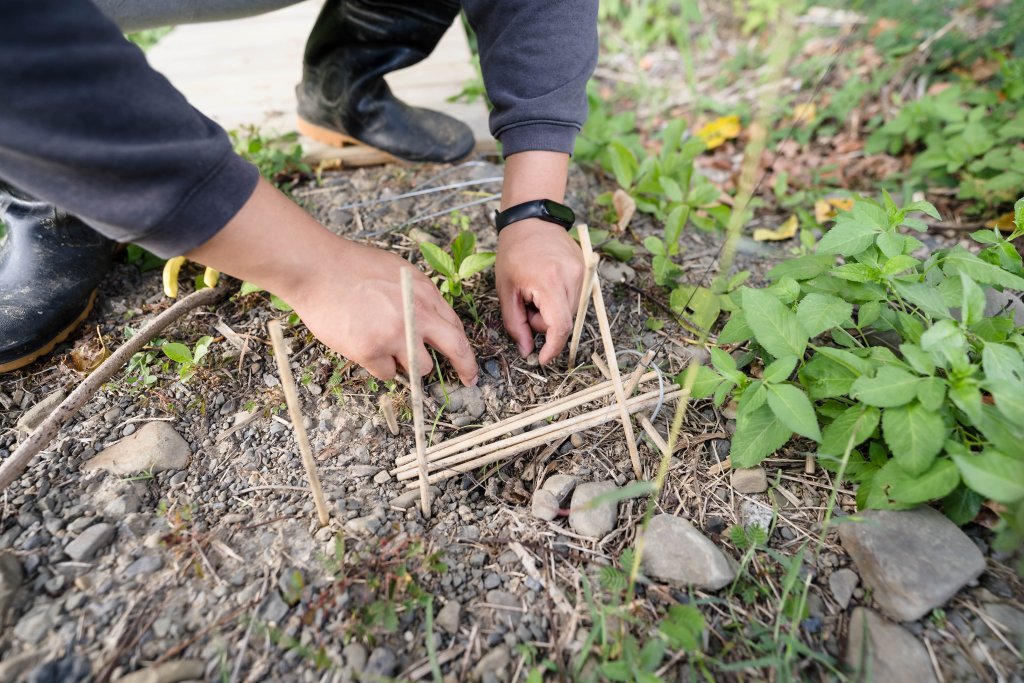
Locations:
986;211;1017;233
70;334;109;374
814;198;855;223
696;115;741;150
792;103;816;126
754;215;799;242
612;188;636;234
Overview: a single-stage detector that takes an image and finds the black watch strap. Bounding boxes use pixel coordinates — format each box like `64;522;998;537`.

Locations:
495;199;576;233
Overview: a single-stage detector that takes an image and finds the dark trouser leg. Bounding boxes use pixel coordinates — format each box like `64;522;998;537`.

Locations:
297;0;475;163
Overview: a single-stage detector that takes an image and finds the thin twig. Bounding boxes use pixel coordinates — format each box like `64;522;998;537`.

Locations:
567;248;600;371
268;320;330;527
401;268;431;518
0;286;227;493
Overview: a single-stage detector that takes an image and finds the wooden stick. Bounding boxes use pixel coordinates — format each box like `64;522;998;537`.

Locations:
401;268;431;518
391;371;658;470
625;349;657;397
584;252;642;479
379;394;400;436
708;456;732;477
403;387;684;487
395;386;679;481
804;453;816;475
0;286;227;493
268;320;330;527
639;415;669;458
567;247;599;371
592;352;611;380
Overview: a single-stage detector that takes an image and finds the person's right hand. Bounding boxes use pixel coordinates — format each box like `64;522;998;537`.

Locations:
186;178;478;386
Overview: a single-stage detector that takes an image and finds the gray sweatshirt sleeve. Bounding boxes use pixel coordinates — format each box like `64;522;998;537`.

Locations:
0;0;259;258
462;0;598;157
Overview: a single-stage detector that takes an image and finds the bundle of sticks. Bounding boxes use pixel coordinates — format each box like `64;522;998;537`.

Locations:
391;224;683;503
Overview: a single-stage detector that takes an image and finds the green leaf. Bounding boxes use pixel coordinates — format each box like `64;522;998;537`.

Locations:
959;273;986;327
876;232;907;258
192;336;213;365
766;254;834;281
819;405;880;456
916;377;947;411
943;485;984;525
798;354;859;399
709;347;743;383
607;140;639;188
882;403;946;476
904;199;941;220
664;204;689;250
161;342;192;364
600;239;635;262
983;343;1024;423
419;242;456;279
450;230;475;268
732;404;793;467
942;247;1024;290
850;367;921;407
762;356;798;383
659;604;704;651
831;263;879;283
767;383;821;441
718;313;753;344
796;293;853;337
457;252;496;279
884;458;960;505
677;365;726;399
643;235;666;256
269;294;293;312
737;381;767;417
920;319;968;369
900;343;935;376
817;214;880;256
741;288;808;359
239;281;263;295
953;449;1024;504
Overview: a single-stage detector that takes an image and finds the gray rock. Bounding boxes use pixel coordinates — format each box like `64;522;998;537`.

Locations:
530;489;559;521
462;387;486;419
568;481;619;538
829;568;859;610
542;474;578;503
259;591;289;624
483;359;501;379
472;646;510;681
525;352;540;367
0;551;23;616
117;659;205;683
343;642;368;671
372;470;391;485
985;288;1024;326
65;523;115;561
345;515;381;535
0;648;50;682
103;492;141;517
641;514;735;591
598;260;635;284
82;422;190;475
838;507;985;621
739;500;773;531
486;590;523;625
349;465;380;478
14;602;58;643
483;573;502;590
436;600;461;635
124;554;163;579
845;608;937;683
982;602;1024;637
16;390;65;436
365;647;398;679
731;467;768;494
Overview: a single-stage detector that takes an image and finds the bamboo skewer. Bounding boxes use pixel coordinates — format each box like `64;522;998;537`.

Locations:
639;415;670;458
567;252;599;371
391;370;658;470
591;352;611;380
393;385;673;480
268;320;330;527
577;224;642;479
401;268;431;518
624;348;657;397
402;386;684;488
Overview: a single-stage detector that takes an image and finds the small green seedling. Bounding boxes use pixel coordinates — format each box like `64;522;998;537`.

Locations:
419;230;495;317
161;335;213;382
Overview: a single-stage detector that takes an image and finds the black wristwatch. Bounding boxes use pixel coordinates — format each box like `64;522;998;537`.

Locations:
495;199;576;233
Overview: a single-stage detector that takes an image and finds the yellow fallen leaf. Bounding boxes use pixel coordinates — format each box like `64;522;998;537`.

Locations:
203;267;220;288
986;211;1016;233
754;215;799;242
814;198;855;223
162;256;187;298
696;115;741;150
612;188;636;234
793;102;816;125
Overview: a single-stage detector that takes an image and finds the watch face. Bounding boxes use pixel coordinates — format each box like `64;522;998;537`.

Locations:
542;200;575;224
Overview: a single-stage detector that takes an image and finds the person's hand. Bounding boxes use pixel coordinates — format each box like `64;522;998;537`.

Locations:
186;178;478;386
292;240;479;385
495;218;584;364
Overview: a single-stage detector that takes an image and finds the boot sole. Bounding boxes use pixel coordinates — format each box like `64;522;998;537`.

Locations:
296;116;473;164
0;290;97;373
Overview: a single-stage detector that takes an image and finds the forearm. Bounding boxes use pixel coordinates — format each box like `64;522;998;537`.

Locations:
501;151;569;209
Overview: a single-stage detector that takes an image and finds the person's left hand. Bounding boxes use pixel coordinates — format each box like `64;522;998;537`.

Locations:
495;218;584;364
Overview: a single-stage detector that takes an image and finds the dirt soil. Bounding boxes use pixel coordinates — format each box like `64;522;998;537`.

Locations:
0;158;1021;683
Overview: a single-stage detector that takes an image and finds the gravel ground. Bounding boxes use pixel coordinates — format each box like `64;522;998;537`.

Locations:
0;159;1021;682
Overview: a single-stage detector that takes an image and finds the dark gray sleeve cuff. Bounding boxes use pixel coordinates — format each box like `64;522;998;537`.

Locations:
497;121;581;158
121;152;260;258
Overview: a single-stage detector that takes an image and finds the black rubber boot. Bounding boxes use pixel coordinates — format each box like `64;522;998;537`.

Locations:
0;187;117;373
297;0;476;163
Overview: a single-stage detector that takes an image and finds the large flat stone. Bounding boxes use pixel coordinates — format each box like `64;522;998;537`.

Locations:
65;523;116;562
641;514;735;591
846;608;937;683
82;421;191;475
16;390;65;436
838;507;985;621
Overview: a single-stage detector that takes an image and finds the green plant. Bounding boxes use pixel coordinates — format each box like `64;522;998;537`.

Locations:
691;193;1024;551
419;230;495;317
237;281;301;325
229;126;311;191
126;27;174;51
160;335;214;382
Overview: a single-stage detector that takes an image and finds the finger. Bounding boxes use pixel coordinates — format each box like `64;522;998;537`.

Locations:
499;286;534;357
533;286;574;365
421;316;480;386
362;355;398;382
418;279;464;331
527;307;546;333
